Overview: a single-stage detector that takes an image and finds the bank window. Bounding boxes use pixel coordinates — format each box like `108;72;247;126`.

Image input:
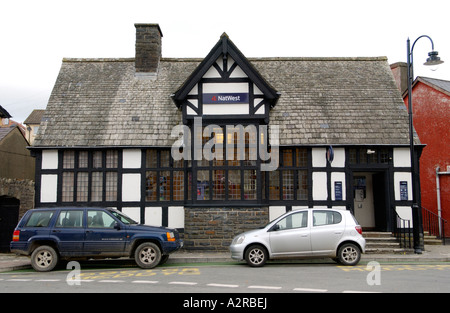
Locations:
93;151;103;168
144;149;185;203
270;148;310;202
79;151;88;168
91;172;103;202
106;150;118;168
63;151;75;169
349;148;391;165
105;172;117;201
77;172;89;202
244;170;257;200
160;170;171;201
269;171;280;200
62;172;74;202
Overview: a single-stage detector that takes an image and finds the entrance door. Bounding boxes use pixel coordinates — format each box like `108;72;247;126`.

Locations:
0;197;20;252
353;173;376;229
352;171;389;231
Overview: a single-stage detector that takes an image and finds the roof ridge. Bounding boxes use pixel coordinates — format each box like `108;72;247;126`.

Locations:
62;56;388;63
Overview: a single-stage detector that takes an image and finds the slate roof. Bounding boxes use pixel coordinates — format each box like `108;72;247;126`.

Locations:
24;109;46;125
35;56;412;148
414;76;450;97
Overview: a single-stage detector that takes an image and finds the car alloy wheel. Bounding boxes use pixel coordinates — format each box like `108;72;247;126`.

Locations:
338;243;361;266
31;245;59;272
245;245;268;267
135;242;162;269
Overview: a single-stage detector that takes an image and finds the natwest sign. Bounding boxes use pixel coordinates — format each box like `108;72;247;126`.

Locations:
203;93;249;104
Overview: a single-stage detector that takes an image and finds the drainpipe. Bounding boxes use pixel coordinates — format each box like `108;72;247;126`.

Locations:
436;166;450;237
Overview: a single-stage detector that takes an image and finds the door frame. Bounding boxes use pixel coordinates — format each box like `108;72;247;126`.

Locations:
349;170;392;232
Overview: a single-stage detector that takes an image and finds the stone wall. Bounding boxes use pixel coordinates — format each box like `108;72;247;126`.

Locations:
0;177;35;218
183;207;269;251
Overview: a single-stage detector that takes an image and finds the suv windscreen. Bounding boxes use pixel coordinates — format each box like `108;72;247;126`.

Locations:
108;209;138;225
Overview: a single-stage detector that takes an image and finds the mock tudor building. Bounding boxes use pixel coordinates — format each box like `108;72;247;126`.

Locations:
32;24;421;250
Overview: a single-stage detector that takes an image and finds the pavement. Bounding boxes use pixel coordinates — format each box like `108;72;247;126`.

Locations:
1;245;450;272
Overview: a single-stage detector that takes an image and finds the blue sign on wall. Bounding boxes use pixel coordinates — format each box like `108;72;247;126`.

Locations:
203;93;249;104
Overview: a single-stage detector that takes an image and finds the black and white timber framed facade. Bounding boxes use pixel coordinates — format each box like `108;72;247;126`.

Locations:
31;24;423;250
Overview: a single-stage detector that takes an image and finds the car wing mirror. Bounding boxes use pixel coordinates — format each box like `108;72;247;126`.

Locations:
270;224;280;232
114;222;121;230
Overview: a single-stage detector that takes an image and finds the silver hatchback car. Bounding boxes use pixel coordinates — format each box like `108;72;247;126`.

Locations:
230;209;365;267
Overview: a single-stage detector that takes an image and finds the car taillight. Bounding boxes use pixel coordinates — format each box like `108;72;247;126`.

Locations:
355;226;362;235
12;230;20;242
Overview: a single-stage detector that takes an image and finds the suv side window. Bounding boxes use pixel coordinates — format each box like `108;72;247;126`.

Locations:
313;210;342;226
275;211;308;230
25;211;55;227
87;210;116;228
55;210;83;228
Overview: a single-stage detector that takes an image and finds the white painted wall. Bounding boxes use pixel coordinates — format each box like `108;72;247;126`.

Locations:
312;172;328;200
168;206;185;229
312;148;326;167
41;150;58;169
40;174;58;202
393;148;411;167
123;149;141;168
122;173;141;202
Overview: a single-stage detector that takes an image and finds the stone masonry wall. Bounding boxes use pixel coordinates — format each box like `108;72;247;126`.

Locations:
0;177;35;218
183;207;269;251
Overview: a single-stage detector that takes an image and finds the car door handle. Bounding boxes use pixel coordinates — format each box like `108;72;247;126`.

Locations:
335;231;342;235
301;234;309;237
52;230;61;233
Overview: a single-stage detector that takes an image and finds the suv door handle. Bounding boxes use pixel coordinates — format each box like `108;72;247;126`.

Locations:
52;230;61;233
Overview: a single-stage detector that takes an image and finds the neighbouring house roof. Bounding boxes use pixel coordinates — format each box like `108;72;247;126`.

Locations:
0;105;12;119
34;45;411;148
411;76;450;97
24;109;46;125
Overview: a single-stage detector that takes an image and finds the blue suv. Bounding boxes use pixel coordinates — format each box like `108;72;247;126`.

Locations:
10;207;183;272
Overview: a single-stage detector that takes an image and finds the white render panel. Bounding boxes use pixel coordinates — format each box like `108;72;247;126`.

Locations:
312;148;327;167
145;207;162;226
122;174;141;201
203;83;248;94
122;207;141;223
394;172;412;201
393;148;411;167
168;206;185;229
203;103;249;115
313;172;328;200
330;148;345;168
269;206;286;221
40;174;58;202
229;65;247;78
203;66;221;78
41;150;58;170
123;149;142;168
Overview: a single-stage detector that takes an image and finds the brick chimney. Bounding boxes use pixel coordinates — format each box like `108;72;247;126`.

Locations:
135;24;163;74
390;62;408;95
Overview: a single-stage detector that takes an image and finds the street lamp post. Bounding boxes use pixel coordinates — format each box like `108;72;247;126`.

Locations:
406;35;444;254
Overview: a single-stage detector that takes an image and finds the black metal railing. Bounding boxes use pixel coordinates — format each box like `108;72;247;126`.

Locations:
393;210;413;249
422;206;447;245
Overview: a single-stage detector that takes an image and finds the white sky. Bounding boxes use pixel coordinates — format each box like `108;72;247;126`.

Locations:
1;0;449;123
